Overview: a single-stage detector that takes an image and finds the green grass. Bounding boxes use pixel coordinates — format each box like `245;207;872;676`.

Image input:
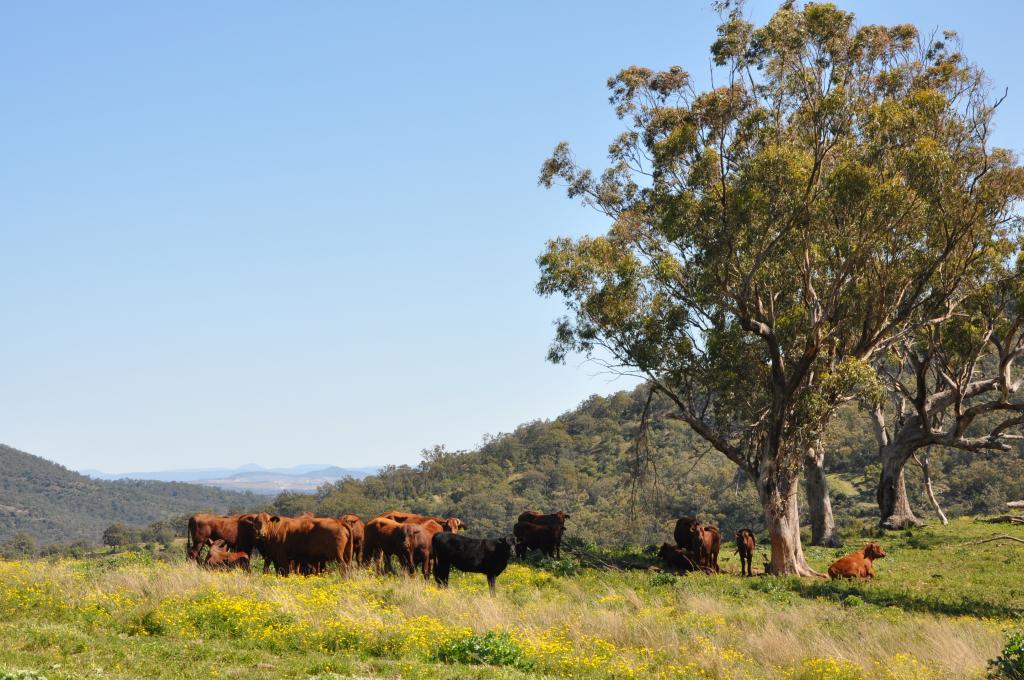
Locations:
0;517;1021;679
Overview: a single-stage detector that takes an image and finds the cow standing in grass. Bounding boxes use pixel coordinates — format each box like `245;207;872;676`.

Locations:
431;533;512;596
735;529;756;577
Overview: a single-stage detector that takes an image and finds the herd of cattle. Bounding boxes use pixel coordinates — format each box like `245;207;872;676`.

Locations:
187;509;569;594
187;510;886;593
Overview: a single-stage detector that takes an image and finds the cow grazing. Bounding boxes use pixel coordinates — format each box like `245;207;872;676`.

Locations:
515;511;568;557
340;514;365;563
203;539;251;572
186;513;259;562
513;521;560;559
658;542;699;572
241;513;352;576
673;517;702;554
735;529;756;577
431;533;512;596
828;542;887;580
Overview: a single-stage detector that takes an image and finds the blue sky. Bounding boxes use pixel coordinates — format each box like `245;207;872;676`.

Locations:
2;1;1021;473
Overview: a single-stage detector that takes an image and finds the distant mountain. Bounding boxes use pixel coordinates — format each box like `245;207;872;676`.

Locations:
0;444;263;545
81;463;380;494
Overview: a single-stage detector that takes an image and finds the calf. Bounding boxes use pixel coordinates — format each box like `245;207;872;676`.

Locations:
203;539;251;572
735;529;756;577
513;521;560;558
186;513;259;562
431;533;512;596
658;542;698;572
690;524;721;572
828;542;886;580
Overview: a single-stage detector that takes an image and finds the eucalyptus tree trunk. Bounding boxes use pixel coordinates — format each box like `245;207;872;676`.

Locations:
757;447;822;577
870;406;923;530
804;445;842;547
877;442;923;529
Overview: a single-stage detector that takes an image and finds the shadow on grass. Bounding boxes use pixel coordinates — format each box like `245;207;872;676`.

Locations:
761;578;1024;619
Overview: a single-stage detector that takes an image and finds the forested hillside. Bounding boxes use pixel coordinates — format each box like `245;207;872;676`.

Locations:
280;385;1024;547
0;444;261;545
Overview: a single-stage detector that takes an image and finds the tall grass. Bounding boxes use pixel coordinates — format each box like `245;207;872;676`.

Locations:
0;517;1020;679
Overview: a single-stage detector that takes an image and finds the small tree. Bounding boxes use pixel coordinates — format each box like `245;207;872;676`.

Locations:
102;523;139;547
0;532;37;559
537;2;1023;573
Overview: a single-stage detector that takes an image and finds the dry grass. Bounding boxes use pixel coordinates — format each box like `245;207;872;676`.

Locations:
0;550;1012;679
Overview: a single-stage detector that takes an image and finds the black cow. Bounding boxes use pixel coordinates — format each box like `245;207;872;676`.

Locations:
431;533;512;596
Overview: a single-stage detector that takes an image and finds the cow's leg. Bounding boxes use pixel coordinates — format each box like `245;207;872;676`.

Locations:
487;574;496;597
434;560;449;587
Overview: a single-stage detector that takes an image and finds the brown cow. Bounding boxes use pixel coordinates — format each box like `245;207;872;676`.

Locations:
735;529;756;577
513;521;560;559
340;514;365;563
379;511;465;533
241;513;352;576
828;542;887;580
658;542;699;572
690;524;721;572
186;513;259;562
517;511;569;528
203;538;251;572
515;511;568;557
364;517;412;574
673;517;702;554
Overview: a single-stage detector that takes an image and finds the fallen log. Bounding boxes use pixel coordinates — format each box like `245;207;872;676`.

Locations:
1008;500;1024;509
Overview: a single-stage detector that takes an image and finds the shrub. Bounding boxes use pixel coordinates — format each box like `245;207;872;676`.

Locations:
648;572;677;587
434;630;532;670
989;630;1024;679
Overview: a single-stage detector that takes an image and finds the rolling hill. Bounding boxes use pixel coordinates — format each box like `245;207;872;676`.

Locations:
0;444;264;545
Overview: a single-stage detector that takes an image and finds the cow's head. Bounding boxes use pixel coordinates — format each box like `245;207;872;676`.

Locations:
658;542;676;560
240;512;279;539
556;511;570;522
689;523;705;542
495;537;512;560
864;542;886;560
443;518;466;533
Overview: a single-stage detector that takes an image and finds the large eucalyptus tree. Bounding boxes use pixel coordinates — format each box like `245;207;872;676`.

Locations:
536;1;1023;574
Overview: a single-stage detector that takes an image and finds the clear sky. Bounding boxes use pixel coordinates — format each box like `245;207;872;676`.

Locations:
2;1;1022;473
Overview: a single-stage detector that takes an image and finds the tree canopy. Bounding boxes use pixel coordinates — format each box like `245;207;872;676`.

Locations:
537;1;1024;573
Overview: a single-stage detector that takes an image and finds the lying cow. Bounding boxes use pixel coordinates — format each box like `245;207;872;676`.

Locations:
203;538;251;572
828;542;886;580
513;521;560;558
431;533;512;596
658;542;699;572
735;529;756;577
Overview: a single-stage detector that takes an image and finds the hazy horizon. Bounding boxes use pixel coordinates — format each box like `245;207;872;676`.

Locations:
4;1;1024;473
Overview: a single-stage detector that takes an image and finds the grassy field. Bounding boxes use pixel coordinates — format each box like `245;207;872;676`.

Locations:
0;517;1021;679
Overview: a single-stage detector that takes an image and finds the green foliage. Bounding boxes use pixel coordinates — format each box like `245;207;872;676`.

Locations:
989;630;1024;679
0;444;261;546
0;533;37;560
102;523;140;548
536;0;1024;503
434;631;533;670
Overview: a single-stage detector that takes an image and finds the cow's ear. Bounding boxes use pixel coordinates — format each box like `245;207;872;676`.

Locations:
270;515;281;523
